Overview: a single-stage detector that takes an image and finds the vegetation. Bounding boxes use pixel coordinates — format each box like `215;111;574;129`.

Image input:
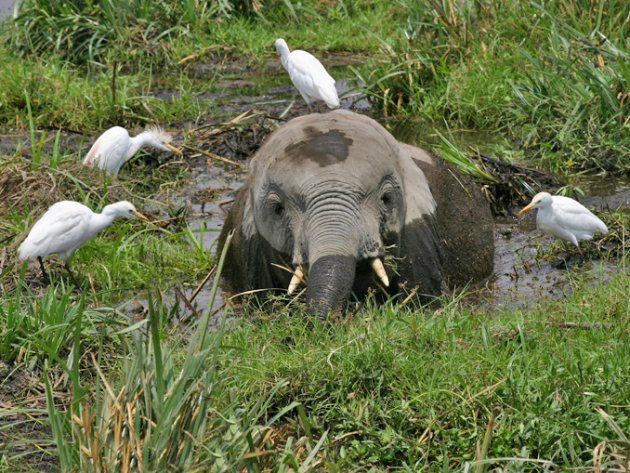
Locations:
1;0;630;471
360;0;630;173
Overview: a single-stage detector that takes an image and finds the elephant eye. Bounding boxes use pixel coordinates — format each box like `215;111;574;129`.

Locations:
273;202;284;216
381;191;394;207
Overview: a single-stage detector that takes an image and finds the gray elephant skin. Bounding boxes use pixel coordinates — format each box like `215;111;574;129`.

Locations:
217;110;494;318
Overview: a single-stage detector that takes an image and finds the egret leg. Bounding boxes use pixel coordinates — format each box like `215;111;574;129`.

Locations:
37;256;51;285
64;260;81;288
565;240;583;257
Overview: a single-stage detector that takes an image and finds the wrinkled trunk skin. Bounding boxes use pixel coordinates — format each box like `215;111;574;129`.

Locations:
306;255;357;319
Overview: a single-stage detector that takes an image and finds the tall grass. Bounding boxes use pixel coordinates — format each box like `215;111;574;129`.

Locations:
0;47;208;130
10;0;196;65
38;236;326;472
0;282;94;364
508;1;630;173
7;0;338;65
363;0;630;174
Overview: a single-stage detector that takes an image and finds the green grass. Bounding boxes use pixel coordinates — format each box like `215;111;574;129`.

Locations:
3;241;630;470
218;274;630;470
0;47;213;130
1;237;328;472
0;0;400;131
2;1;630;471
360;0;630;174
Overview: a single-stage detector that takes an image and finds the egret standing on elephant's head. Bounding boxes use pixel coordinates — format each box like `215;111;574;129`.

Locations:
275;38;340;111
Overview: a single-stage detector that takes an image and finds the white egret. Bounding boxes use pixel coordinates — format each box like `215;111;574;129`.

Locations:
18;200;149;285
520;192;608;249
83;126;182;176
274;38;340;110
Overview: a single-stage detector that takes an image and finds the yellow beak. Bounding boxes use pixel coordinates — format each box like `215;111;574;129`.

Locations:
132;210;151;222
163;142;183;155
519;202;536;214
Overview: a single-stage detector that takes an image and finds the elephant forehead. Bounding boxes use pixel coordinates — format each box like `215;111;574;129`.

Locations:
284;127;353;167
252;117;400;176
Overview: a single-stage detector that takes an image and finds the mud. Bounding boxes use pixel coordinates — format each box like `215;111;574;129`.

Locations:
1;56;628;470
2;57;628;322
472;218;617;309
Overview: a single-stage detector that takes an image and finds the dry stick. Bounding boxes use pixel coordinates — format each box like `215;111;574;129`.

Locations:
182;144;244;168
91;352;124;412
188;266;217;304
46;172;57;197
12;135;56;160
554;321;609;330
176;45;221;66
174;286;199;318
218;199;234;215
270;262;305;284
0;234;17;247
398;286;419;308
88;274;98;306
188;109;257;135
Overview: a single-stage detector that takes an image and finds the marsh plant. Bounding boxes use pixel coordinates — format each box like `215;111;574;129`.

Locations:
8;0;330;65
1;238;326;472
362;0;630;173
2;0;630;470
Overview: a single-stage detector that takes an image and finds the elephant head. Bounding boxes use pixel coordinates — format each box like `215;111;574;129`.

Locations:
218;110;494;318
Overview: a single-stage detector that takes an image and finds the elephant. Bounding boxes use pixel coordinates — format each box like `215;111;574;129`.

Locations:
217;110;494;318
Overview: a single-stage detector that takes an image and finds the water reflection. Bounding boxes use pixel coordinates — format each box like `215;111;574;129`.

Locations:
0;0;13;18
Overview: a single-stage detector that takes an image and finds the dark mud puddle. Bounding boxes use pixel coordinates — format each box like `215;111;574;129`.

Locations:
156;70;629;318
169;155;628;318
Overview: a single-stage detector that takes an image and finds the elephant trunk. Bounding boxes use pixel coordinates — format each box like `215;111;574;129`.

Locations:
302;187;363;318
306;255;356;318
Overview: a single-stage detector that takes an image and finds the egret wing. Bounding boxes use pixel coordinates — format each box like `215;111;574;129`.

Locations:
97;139;130;173
287;50;338;107
289;50;334;83
25;203;92;257
83;127;130;173
553;204;607;236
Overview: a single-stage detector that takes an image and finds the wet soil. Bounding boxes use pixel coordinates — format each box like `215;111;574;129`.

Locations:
1;54;629;471
2;61;628;317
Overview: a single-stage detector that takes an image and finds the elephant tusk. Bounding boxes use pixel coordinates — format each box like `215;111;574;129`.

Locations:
370;258;389;287
288;266;304;295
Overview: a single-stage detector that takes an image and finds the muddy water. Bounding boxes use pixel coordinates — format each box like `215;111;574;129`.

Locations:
580;177;630;210
474;175;629;309
0;0;13;19
164;64;630;318
474;218;616;309
4;57;624;319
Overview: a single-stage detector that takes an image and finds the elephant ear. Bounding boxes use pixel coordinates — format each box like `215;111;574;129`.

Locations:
398;143;494;288
394;145;445;299
217;181;292;296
